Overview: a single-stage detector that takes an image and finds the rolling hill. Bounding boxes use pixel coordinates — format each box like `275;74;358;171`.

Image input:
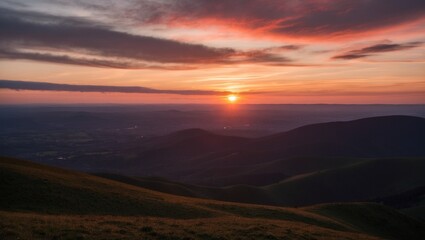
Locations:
69;115;425;187
1;156;425;240
176;116;425;185
98;157;425;212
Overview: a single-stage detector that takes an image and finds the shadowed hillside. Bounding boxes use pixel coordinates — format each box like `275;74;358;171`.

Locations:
58;116;425;187
122;128;251;176
98;157;425;210
305;203;425;240
178;116;425;185
0;157;212;218
1;156;424;240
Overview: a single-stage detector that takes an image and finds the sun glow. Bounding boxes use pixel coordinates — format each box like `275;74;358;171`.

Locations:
227;94;239;103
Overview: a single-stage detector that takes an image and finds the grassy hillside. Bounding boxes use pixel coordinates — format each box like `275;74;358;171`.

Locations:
306;203;425;240
403;206;425;221
266;157;425;206
98;157;425;208
1;156;424;239
0;156;212;218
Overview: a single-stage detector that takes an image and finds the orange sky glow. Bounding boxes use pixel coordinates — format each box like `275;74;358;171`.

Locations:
0;0;424;104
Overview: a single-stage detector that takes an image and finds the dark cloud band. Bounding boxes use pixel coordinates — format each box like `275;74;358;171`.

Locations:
0;7;234;64
0;7;291;68
333;42;423;60
0;80;247;95
0;48;196;70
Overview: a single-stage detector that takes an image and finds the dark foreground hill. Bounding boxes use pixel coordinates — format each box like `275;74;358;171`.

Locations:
58;115;425;187
1;156;425;240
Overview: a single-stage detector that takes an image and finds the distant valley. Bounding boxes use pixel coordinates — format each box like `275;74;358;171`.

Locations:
1;106;425;239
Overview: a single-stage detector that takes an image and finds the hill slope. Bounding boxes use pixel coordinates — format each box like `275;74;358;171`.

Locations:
1;156;425;240
0;156;211;218
112;116;425;186
182;116;425;185
99;157;425;208
37;116;425;187
306;203;425;240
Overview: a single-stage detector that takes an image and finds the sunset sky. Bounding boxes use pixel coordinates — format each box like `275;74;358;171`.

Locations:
0;0;424;104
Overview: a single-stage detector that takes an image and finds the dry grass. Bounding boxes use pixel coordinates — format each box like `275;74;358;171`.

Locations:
0;211;382;240
1;157;424;240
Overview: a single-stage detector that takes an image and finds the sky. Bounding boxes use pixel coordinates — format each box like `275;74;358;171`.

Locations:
0;0;424;104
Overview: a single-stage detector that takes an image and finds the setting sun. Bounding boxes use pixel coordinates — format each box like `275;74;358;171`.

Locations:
227;94;239;103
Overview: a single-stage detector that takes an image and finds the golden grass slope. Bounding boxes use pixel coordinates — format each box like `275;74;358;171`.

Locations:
1;156;424;240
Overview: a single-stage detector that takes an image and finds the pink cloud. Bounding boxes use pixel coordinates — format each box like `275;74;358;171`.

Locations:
135;0;425;40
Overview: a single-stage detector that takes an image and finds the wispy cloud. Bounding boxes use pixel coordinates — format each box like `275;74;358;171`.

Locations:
333;42;423;60
0;48;197;70
0;7;233;64
0;7;293;69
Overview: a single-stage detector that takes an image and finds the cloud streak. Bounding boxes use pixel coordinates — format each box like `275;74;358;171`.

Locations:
333;42;423;60
0;48;197;70
0;7;293;69
0;7;233;64
0;79;260;95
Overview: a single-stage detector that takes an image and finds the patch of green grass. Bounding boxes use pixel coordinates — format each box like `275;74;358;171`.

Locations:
0;157;213;219
306;203;425;240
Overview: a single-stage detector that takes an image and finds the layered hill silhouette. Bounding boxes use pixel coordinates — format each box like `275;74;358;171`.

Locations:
75;115;425;187
98;157;425;211
1;156;424;240
85;115;425;219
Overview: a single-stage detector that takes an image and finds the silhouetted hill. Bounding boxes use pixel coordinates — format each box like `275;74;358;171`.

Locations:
124;116;425;186
261;115;425;155
120;128;250;176
14;115;425;188
140;128;250;155
194;116;425;170
1;156;424;240
99;157;425;212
